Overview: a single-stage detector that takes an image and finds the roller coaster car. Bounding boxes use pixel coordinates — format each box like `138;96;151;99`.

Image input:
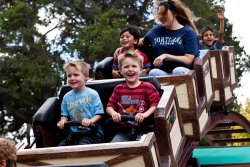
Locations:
222;46;238;89
93;46;248;164
18;46;248;167
94;46;237;108
157;70;210;142
94;49;216;140
32;77;164;147
194;50;215;112
18;76;187;167
93;48;216;161
209;47;237;107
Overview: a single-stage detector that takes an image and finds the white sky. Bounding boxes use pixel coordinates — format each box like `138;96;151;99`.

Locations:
224;0;250;105
225;0;250;54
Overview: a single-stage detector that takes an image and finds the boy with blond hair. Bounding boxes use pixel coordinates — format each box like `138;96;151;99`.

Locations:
107;51;160;142
57;60;104;146
0;138;16;167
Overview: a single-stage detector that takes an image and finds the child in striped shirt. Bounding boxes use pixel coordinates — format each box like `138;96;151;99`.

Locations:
107;51;160;142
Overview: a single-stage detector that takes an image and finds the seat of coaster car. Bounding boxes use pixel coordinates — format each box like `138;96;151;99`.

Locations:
95;45;157;80
32;76;162;147
95;45;191;80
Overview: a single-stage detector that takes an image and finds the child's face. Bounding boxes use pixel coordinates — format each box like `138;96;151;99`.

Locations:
120;57;142;86
203;30;215;46
66;66;87;92
120;31;138;50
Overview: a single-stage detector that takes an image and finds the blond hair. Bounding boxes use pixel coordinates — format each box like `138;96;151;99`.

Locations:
0;138;17;167
64;60;90;76
118;51;144;69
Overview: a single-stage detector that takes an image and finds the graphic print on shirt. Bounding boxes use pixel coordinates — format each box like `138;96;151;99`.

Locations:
154;36;182;45
118;95;145;115
73;109;83;122
66;94;93;120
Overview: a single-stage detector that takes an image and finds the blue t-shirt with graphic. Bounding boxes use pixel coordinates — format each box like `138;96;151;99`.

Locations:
61;87;104;136
144;24;200;57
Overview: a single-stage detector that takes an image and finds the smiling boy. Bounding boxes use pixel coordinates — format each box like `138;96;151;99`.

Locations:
107;51;160;142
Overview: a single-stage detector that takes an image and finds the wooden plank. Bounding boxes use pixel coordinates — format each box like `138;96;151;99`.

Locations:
222;46;238;89
209;50;235;107
17;133;161;167
211;138;250;144
208;128;247;135
156;71;207;141
155;85;185;167
194;50;215;112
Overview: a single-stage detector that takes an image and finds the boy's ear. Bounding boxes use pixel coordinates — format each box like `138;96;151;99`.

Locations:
84;73;89;81
134;39;139;45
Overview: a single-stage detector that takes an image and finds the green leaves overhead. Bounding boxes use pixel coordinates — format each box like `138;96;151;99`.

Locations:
0;0;249;142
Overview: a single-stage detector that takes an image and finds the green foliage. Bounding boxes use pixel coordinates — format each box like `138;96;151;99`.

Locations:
0;0;250;143
0;0;63;141
48;0;154;65
230;99;250;146
68;10;127;62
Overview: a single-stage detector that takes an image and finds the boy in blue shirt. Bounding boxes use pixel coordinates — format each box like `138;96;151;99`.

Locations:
57;60;104;146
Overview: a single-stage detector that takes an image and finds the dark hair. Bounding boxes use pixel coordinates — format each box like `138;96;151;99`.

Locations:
156;0;198;32
200;26;214;39
120;27;141;40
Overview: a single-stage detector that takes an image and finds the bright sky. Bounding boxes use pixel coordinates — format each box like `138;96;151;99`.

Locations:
224;0;250;105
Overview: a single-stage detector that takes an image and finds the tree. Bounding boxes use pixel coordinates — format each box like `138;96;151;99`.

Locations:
229;99;250;146
0;0;249;143
0;1;63;142
43;0;154;64
0;0;154;142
